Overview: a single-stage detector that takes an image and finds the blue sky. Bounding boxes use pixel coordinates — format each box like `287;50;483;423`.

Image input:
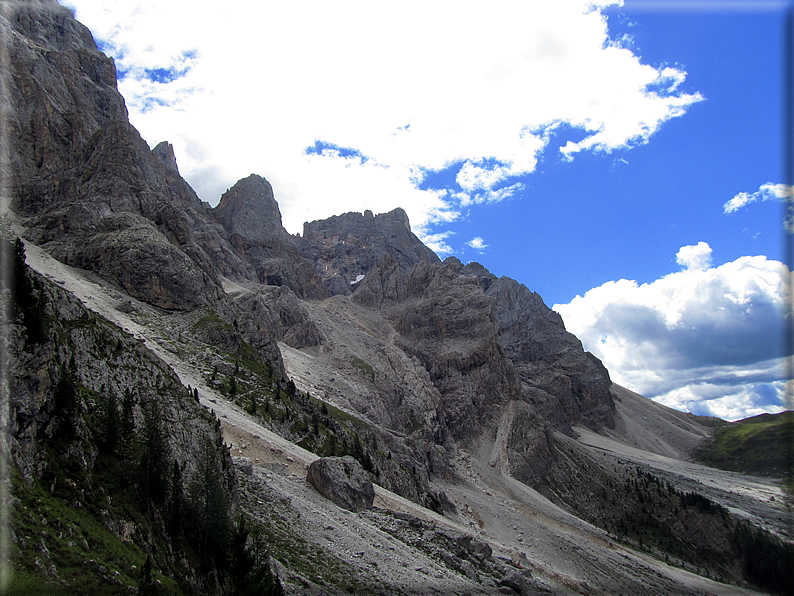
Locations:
62;0;792;420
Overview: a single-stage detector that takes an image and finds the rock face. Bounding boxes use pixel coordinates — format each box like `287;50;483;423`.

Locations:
306;456;375;512
457;262;615;431
301;208;440;296
353;256;521;443
214;175;325;299
7;1;322;309
7;0;224;310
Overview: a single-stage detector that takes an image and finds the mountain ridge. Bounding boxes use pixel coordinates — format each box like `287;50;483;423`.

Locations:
4;2;792;594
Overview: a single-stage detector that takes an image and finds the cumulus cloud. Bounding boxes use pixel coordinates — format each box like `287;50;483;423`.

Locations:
421;231;455;256
467;237;489;252
554;247;791;420
723;182;794;214
675;241;712;271
63;0;703;245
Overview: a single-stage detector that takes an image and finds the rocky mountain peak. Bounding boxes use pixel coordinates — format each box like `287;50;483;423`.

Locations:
11;0;101;54
214;174;285;245
301;207;440;295
381;206;412;230
152;141;179;174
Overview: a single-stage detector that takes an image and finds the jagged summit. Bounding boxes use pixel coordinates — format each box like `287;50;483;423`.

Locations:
215;174;286;245
302;207;440;295
152;140;180;174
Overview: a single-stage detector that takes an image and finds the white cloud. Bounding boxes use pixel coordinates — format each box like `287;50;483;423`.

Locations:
62;0;703;246
467;237;489;252
675;241;712;271
723;182;794;214
421;231;455;256
554;247;791;421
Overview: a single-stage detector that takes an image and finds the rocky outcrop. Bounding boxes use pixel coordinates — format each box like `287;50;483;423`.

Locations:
214;175;325;299
455;260;615;431
301;208;440;295
306;456;375;512
8;269;226;486
353;256;521;443
234;284;327;349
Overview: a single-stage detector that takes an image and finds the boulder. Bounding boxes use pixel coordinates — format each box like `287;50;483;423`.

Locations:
306;456;374;512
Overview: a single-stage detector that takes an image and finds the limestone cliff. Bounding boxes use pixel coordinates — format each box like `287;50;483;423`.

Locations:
455;260;615;431
214;175;325;299
301;208;440;295
7;0;223;310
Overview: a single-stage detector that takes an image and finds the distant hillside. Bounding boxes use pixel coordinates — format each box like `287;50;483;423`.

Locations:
695;411;794;478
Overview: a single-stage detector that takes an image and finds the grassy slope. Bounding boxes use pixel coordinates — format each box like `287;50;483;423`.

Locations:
695;411;794;478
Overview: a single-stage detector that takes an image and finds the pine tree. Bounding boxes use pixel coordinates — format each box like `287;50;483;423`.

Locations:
226;516;284;596
167;460;185;539
100;387;120;456
138;400;171;506
190;437;232;566
10;237;45;343
138;553;161;596
53;366;78;441
120;388;137;484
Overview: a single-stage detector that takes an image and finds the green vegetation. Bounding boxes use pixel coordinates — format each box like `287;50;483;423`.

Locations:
349;355;375;382
191;309;232;333
695;411;794;478
8;272;284;595
12;467;150;595
250;500;368;594
539;438;794;594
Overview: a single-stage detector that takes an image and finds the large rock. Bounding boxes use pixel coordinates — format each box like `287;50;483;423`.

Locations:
306;456;375;512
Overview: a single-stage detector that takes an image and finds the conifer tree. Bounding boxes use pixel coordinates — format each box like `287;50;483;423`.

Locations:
229;374;238;397
190;437;232;566
10;237;45;343
226;516;284;596
139;400;170;506
167;460;185;539
120;388;137;483
100;387;120;456
138;553;161;596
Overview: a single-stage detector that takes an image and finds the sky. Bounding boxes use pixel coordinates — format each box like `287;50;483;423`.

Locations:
60;0;792;421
